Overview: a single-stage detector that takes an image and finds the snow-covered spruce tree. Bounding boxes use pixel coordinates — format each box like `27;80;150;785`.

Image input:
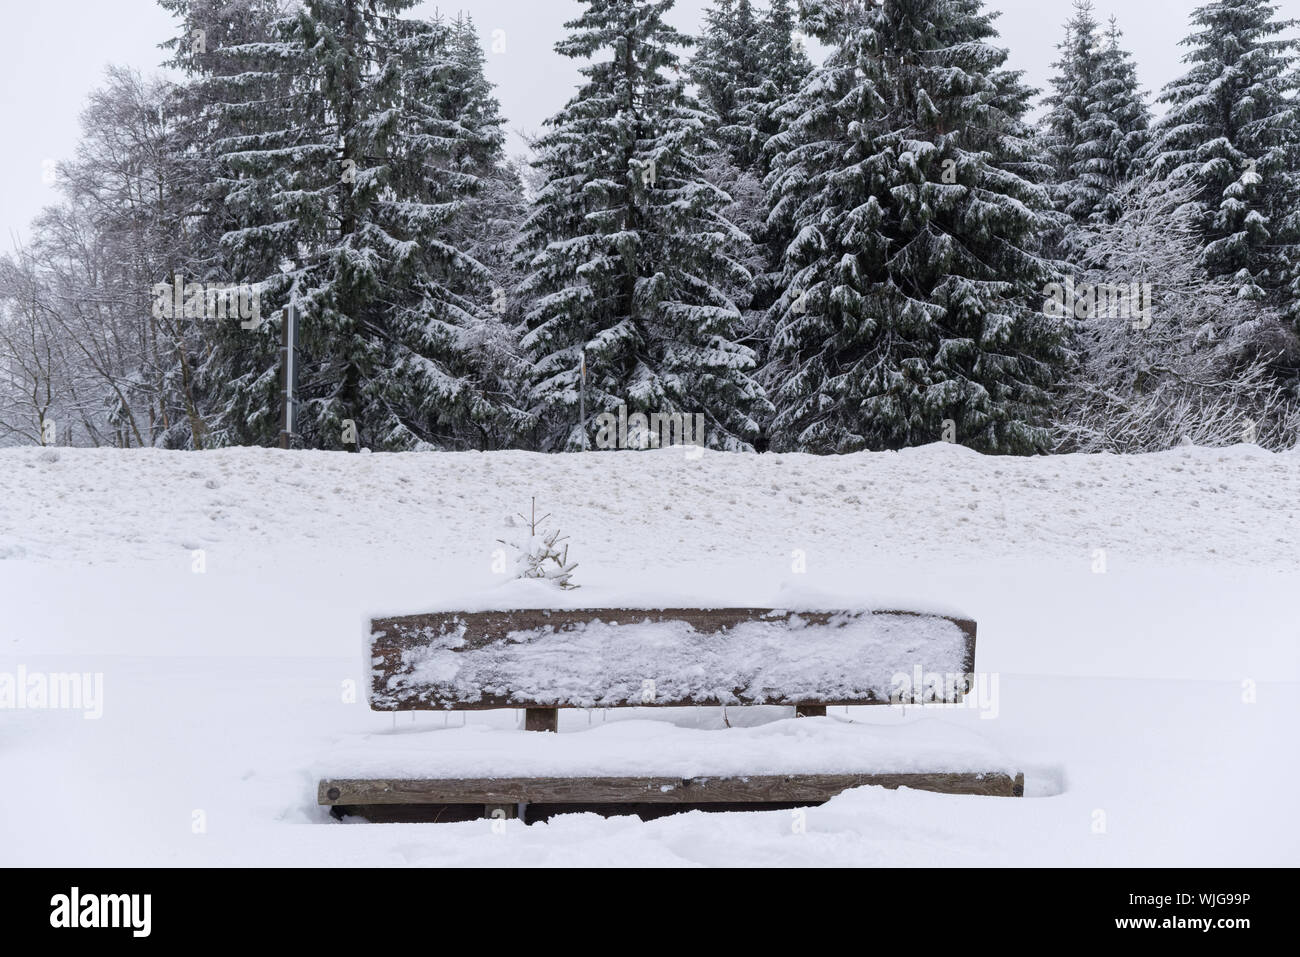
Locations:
1042;4;1150;231
738;0;815;386
1054;177;1300;452
497;499;579;590
177;0;526;450
689;1;769;390
741;0;813;182
158;0;294;448
1086;19;1152;219
762;0;1065;453
693;0;811;176
1146;0;1300;320
1042;1;1110;226
691;0;764;165
436;16;529;287
518;0;768;451
377;13;531;450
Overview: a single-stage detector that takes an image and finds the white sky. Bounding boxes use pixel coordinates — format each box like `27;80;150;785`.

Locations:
0;0;1253;246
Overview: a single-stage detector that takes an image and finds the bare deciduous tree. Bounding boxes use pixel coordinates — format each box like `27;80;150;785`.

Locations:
1055;178;1300;452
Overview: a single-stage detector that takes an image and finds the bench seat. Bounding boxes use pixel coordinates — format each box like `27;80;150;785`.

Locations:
318;712;1024;820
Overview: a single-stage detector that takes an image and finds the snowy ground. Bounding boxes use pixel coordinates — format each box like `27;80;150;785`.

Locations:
1;443;1297;866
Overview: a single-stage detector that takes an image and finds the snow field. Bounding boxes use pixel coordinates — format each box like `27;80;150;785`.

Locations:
1;443;1296;865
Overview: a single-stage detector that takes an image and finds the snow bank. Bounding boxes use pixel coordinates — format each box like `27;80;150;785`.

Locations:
2;442;1297;572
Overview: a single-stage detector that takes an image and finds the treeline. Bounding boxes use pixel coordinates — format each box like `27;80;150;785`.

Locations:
2;0;1298;453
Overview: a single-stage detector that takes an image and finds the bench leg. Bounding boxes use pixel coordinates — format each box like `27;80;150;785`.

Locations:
525;707;558;732
795;704;826;718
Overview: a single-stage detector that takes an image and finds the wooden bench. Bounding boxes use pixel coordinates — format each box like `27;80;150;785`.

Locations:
319;607;1023;822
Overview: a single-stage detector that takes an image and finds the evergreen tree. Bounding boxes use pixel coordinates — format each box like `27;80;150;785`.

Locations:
746;0;813;182
763;0;1064;453
159;0;296;447
1042;2;1107;225
518;0;767;451
438;15;528;282
378;13;530;450
1147;0;1300;317
166;0;526;449
689;2;812;216
692;0;800;174
690;0;770;402
1042;2;1149;229
691;1;812;431
691;1;761;142
743;0;815;380
1086;18;1151;219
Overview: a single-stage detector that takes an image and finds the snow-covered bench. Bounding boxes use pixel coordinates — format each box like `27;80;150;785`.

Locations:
318;608;1023;822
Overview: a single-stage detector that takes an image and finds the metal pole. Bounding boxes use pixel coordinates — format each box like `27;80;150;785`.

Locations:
279;303;296;449
578;350;586;450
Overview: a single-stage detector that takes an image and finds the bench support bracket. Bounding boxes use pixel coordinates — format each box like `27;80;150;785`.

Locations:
524;707;558;732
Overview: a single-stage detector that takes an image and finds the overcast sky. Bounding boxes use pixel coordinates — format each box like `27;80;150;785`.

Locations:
0;0;1260;247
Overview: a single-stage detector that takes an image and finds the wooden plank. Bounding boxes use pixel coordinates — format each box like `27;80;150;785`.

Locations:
319;771;1023;806
369;607;977;711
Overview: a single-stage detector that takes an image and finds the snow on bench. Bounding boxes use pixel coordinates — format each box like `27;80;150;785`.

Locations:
319;607;1021;822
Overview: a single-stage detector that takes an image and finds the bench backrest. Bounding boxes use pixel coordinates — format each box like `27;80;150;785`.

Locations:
369;608;976;711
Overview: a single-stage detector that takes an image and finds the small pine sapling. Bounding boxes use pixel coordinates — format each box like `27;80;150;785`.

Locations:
497;497;579;589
